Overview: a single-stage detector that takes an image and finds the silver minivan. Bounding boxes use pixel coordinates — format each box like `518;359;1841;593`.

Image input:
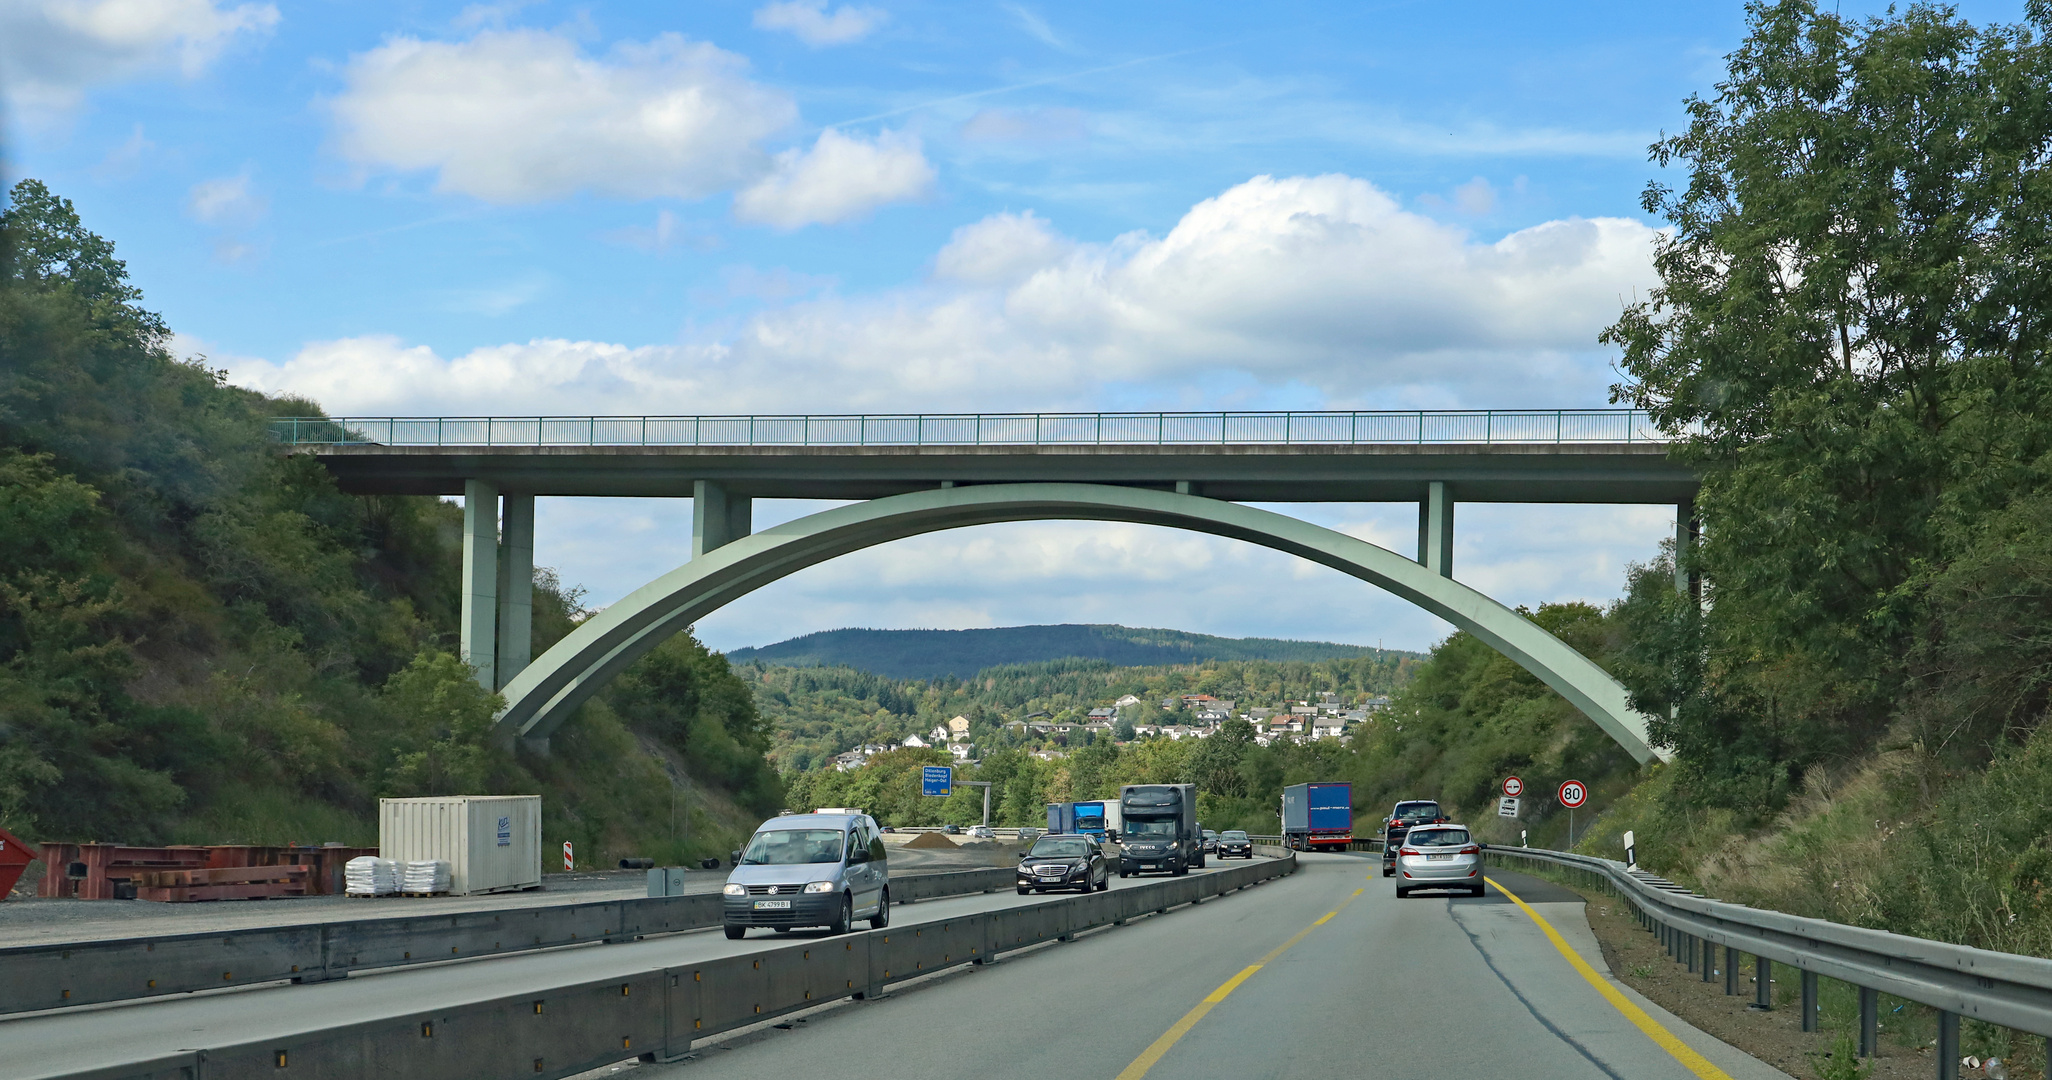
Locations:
723;812;890;938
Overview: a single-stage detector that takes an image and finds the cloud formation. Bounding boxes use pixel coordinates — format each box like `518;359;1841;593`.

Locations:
734;128;936;228
752;1;886;47
0;0;278;113
230;173;1657;414
328;29;797;203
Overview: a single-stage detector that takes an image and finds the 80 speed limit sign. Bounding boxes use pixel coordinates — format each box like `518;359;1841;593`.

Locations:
1557;780;1588;808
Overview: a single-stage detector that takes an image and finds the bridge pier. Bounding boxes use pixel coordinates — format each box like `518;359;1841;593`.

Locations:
460;483;537;693
1417;481;1453;578
693;480;752;557
498;494;534;686
462;480;500;690
1675;499;1700;599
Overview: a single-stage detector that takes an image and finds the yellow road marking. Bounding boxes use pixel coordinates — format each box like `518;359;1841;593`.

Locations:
1113;885;1363;1079
1487;876;1735;1080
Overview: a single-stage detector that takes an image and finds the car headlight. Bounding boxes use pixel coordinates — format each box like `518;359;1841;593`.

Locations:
722;883;746;897
1072;862;1090;875
803;880;836;893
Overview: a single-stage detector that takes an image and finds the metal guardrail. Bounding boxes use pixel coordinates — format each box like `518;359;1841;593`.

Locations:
0;867;1012;1017
267;410;1681;448
1487;847;2052;1079
55;852;1295;1080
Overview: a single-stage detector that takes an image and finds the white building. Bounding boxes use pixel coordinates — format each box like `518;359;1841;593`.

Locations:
901;734;929;749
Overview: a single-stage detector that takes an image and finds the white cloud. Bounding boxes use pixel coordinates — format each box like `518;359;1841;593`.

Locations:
932;210;1074;286
0;0;278;113
733;128;935;229
229;173;1657;415
752;0;886;47
327;29;797;203
186;169;266;226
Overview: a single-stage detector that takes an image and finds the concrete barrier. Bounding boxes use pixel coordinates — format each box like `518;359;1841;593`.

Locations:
1;867;1009;1016
69;852;1296;1080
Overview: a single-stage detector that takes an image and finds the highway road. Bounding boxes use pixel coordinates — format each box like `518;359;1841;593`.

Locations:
624;854;1791;1080
0;856;1266;1080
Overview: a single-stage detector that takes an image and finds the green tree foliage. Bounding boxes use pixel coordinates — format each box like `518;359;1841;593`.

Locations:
0;179;783;859
1605;0;2052;817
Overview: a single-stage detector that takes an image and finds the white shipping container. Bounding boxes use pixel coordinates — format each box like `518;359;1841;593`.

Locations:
378;796;542;895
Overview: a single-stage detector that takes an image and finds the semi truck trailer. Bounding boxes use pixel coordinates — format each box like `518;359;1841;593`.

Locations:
1045;800;1122;840
1282;781;1354;851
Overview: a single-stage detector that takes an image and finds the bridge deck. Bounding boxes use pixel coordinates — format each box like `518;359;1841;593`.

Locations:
300;441;1697;503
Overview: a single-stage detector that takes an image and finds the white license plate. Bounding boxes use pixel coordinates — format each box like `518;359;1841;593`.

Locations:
754;899;791;909
1427;854;1453;861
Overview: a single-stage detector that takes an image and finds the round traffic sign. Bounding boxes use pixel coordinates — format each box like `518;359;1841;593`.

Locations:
1557;780;1587;809
1502;776;1523;797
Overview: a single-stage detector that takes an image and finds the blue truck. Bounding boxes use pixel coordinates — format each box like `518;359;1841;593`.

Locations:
1282;781;1354;851
1045;800;1122;841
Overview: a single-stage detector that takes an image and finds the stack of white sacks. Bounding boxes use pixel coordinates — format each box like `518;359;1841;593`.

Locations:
345;856;399;896
401;860;452;894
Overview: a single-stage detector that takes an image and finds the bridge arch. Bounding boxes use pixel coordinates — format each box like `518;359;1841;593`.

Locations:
495;482;1666;764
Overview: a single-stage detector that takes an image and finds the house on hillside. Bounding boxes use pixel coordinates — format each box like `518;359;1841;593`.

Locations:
949;742;973;762
948;715;971;739
1195;708;1229;725
901;734;928;749
1311;717;1346;740
833;750;869;771
1363;696;1393;713
1030;748;1067;761
1087;706;1116;721
929;724;949;742
1114;694;1142;708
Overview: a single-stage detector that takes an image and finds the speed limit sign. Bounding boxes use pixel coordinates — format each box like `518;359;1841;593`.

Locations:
1502;776;1523;798
1557;780;1588;808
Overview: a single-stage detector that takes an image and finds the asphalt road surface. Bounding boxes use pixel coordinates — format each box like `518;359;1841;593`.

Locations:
0;856;1268;1080
623;854;1791;1080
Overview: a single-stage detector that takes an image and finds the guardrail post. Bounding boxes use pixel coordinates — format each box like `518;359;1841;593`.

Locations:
1858;987;1878;1056
1751;955;1772;1011
1725;946;1738;996
1800;970;1818;1032
1700;938;1713;983
1685;932;1696;972
1936;1011;1959;1080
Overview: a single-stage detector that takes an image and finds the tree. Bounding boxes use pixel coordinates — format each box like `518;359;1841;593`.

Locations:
1604;0;2052;810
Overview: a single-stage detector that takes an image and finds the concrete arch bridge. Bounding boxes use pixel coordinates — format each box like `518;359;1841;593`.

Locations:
281;409;1700;765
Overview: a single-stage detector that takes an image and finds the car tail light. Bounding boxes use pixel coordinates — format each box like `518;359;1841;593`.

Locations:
1400;847;1419;857
1459;845;1480;855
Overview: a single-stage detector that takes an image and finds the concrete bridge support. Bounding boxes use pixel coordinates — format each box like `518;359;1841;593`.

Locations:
458;483;537;693
693;480;752;558
1417;480;1454;578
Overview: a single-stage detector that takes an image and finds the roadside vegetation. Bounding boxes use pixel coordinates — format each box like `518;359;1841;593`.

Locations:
0;180;780;864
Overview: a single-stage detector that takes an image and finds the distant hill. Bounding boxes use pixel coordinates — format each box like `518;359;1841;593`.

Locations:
724;624;1408;681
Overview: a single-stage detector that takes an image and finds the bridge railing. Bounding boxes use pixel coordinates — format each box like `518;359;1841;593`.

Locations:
267;409;1686;448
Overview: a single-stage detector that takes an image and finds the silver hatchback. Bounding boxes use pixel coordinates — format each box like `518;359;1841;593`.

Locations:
1393;824;1485;898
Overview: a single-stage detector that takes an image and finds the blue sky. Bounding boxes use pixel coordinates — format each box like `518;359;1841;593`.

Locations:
3;0;2025;653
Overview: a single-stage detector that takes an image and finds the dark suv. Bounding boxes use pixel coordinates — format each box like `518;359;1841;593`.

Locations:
1380;800;1446;877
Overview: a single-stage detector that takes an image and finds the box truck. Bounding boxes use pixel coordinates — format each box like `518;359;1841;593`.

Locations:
1282;781;1354;851
1045;800;1122;841
1117;784;1202;875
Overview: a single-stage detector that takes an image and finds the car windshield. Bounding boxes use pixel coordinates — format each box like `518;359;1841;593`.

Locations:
1203;831;1217;839
1124;820;1178;839
1221;831;1248;840
740;828;845;865
1407;828;1470;847
1394;803;1442;823
1029;839;1089;858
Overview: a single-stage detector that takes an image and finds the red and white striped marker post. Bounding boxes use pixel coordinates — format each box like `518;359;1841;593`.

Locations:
563;841;574;871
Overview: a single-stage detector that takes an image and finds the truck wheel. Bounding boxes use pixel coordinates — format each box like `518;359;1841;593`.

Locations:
724;925;746;940
1171;862;1187;877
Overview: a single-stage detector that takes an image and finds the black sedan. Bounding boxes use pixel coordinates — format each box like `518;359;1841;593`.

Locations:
1017;834;1110;894
1381;800;1446;877
1216;830;1254;858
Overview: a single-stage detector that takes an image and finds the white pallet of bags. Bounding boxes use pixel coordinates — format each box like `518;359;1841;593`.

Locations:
400;860;451;894
345;856;399;896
